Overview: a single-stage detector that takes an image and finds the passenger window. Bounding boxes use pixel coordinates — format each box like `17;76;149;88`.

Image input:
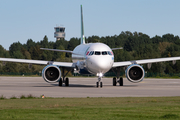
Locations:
102;51;107;55
95;51;101;55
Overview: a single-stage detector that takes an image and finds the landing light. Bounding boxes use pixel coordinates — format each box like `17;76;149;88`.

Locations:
97;73;103;77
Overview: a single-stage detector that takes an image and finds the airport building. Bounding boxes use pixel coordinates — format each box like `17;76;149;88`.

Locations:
54;26;65;40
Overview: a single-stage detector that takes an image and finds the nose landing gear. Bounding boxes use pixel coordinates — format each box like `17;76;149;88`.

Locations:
96;76;103;88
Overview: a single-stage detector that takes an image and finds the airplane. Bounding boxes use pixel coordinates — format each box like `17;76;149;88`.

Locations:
1;5;180;88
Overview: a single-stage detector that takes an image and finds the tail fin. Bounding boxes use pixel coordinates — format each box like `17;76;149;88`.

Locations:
81;5;85;44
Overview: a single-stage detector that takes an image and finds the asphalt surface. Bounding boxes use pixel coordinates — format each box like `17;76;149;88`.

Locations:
0;77;180;98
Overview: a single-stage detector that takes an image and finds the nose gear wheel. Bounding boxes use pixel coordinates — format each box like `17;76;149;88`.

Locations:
96;77;103;88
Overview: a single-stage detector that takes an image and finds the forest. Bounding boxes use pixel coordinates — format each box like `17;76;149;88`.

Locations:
1;31;180;77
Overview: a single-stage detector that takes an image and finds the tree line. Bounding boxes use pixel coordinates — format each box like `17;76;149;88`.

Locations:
1;31;180;76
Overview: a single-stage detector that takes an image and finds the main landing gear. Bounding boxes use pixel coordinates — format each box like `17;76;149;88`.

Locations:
113;77;123;86
59;77;69;86
111;67;124;86
58;67;71;87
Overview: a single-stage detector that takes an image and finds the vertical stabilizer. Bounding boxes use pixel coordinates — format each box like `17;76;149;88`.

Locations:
81;5;85;44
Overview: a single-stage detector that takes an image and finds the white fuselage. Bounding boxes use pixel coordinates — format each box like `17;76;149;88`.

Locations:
72;43;114;75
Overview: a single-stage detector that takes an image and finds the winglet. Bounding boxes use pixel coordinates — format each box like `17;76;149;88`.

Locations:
81;5;85;44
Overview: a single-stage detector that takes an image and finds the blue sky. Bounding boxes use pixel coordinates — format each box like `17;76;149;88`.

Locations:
0;0;180;50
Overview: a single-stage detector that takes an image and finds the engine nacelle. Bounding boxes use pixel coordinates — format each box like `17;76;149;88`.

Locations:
125;64;145;83
42;65;61;83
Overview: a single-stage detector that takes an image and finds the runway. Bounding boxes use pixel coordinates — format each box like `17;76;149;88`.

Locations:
0;77;180;98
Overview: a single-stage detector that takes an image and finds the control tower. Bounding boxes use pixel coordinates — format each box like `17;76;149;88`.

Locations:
54;26;65;40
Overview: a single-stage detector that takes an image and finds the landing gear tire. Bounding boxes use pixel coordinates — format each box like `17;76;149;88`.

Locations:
113;77;116;86
100;82;103;88
65;78;69;86
119;77;123;86
96;82;99;87
59;78;62;86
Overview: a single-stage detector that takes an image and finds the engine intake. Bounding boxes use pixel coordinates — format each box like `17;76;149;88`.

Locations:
42;65;61;83
125;64;144;83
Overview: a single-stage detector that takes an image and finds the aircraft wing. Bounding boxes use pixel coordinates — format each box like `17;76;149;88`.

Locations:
113;57;180;67
0;58;74;67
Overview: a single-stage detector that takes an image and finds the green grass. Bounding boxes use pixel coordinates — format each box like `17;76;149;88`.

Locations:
0;97;180;120
0;95;6;99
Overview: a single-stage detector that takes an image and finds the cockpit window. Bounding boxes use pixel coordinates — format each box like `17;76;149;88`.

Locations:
102;51;107;55
88;51;92;55
88;51;94;56
95;51;101;55
108;51;112;55
88;51;113;56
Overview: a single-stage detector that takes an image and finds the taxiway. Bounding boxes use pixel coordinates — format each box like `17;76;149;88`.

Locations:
0;77;180;98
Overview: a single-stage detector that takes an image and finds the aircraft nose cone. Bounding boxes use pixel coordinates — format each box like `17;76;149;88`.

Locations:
96;60;109;70
92;57;113;73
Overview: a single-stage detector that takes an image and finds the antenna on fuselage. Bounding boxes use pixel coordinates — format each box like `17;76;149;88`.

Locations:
81;5;85;44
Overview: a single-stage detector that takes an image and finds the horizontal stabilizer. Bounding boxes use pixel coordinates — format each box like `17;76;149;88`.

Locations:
40;48;73;53
40;48;82;55
111;47;123;50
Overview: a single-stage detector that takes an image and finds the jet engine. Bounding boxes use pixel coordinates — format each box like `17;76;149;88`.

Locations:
42;65;61;83
125;64;145;83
